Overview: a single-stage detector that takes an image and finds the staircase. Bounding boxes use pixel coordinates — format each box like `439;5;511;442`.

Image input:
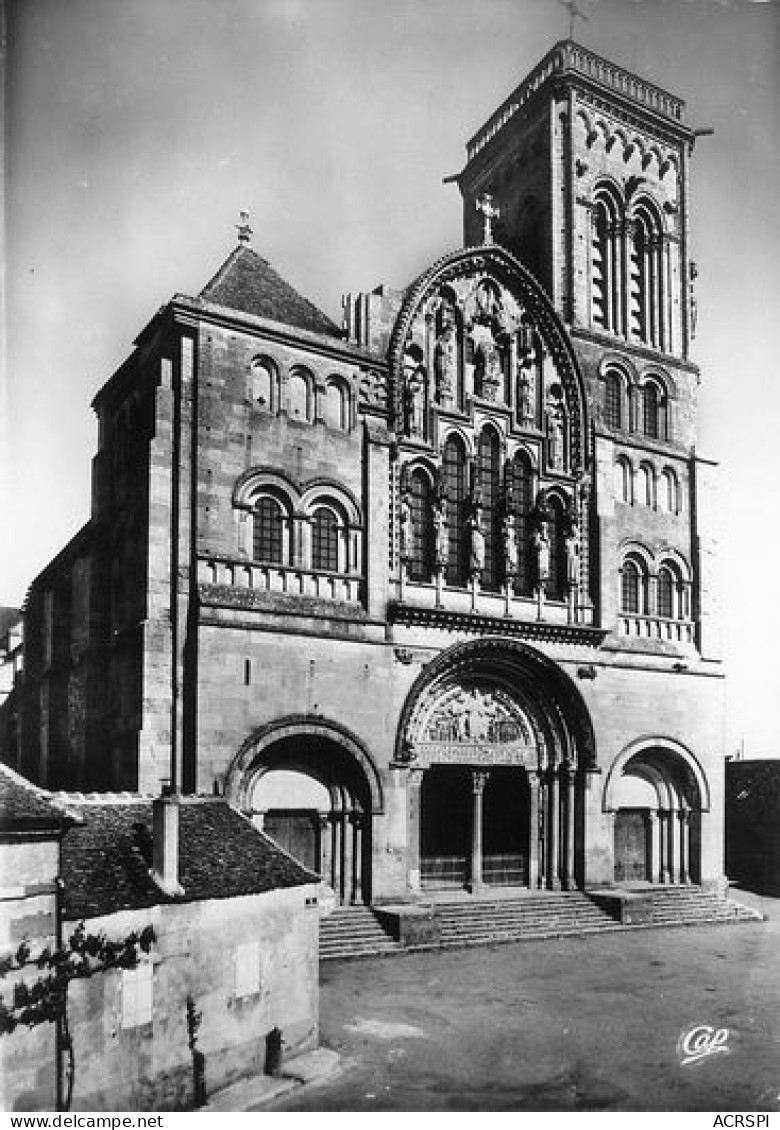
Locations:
319;887;762;960
607;885;763;929
409;891;618;951
319;905;403;961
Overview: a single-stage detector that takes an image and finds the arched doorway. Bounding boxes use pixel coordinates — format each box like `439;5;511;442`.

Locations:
396;637;596;894
605;741;708;885
225;718;382;904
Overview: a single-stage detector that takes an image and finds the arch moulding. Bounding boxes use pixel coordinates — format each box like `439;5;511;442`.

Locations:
225;714;385;814
602;735;711;813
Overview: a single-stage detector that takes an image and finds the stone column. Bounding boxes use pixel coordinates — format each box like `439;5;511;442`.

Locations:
660;804;673;881
648;811;661;884
564;766;576;890
528;771;541;890
678;809;689;885
319;813;332;887
547;767;560;890
470;770;489;894
407;769;424;893
350;812;363;904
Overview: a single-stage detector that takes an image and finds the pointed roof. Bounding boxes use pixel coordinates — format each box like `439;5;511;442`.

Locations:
198;244;341;337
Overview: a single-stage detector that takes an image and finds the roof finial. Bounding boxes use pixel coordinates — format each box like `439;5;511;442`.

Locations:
236;210;253;246
559;0;589;40
476;193;500;245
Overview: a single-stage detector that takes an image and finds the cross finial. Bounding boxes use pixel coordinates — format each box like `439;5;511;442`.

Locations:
236;210;253;246
559;0;589;40
476;193;500;245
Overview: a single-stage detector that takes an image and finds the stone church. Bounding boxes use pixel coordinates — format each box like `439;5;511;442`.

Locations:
12;40;725;905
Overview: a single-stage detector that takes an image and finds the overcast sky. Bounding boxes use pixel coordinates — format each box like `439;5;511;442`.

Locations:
3;0;779;758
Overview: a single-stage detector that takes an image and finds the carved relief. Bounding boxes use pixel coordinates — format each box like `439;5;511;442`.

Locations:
406;682;538;768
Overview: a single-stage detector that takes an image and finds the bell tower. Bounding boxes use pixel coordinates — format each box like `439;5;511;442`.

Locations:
457;39;697;367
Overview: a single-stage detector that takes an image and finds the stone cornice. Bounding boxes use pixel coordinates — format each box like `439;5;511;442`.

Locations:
388;602;607;647
570;326;700;375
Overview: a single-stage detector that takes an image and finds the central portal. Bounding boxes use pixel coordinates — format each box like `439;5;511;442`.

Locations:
420;765;530;890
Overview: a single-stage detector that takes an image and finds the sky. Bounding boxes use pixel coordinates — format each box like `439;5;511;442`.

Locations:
2;0;779;758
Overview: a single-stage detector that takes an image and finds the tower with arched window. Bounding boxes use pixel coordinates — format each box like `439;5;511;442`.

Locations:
14;38;727;921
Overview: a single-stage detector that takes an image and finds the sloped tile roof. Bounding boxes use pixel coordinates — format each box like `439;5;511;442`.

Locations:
0;763;70;833
198;245;341;337
59;796;317;919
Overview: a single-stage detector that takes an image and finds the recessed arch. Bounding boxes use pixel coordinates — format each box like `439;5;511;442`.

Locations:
603;736;711;813
226;715;384;815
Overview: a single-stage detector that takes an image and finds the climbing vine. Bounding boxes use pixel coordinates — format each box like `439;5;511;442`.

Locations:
0;921;155;1110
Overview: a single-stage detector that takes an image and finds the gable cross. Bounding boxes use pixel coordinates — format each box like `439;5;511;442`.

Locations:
236;210;253;245
476;193;500;245
559;0;589;40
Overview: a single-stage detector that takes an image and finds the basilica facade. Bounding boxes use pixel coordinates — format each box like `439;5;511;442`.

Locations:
13;41;725;902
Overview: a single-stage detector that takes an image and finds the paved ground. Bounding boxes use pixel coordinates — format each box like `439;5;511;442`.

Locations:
271;888;780;1112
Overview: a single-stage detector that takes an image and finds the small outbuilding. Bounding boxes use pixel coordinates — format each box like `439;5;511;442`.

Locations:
0;766;320;1111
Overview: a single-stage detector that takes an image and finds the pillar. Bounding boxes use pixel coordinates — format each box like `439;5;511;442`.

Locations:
547;767;560;890
528;771;541;890
678;809;689;885
407;769;424;893
648;811;661;884
564;766;576;890
660;804;673;881
470;770;489;893
319;813;332;888
350;812;363;903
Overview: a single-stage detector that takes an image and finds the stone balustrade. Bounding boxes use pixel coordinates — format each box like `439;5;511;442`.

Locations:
467;40;684;161
197;556;362;604
619;613;695;644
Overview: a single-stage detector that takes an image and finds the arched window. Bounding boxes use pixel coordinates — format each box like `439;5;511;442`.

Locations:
251;358;278;413
408;470;434;583
605;370;623;429
615;456;632;504
253;497;285;564
512;450;534;596
311;507;339;572
629;203;664;348
442;435;468;586
324;379;349;431
288;369;313;422
661;468;679;514
546;496;568;601
642;381;663;439
477;428;501;591
591;188;621;333
621;556;648;615
638;463;655;508
657;565;675;619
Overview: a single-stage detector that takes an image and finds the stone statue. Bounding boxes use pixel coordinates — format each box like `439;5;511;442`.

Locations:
399;493;411;562
565;524;580;587
433;302;457;405
502;512;518;578
469;515;486;577
534;522;550;584
517;371;533;426
546;402;565;470
433;502;448;569
405;368;425;437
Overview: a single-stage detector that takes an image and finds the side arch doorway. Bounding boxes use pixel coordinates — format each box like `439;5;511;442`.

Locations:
605;741;709;885
225;718;383;904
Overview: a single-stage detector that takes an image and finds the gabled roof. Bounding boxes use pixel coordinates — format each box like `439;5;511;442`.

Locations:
198;244;341;337
0;764;71;834
58;795;317;919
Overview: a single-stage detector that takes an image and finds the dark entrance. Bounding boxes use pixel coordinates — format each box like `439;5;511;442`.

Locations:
420;766;472;888
483;767;530;887
420;765;530;890
614;808;649;882
263;809;321;873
